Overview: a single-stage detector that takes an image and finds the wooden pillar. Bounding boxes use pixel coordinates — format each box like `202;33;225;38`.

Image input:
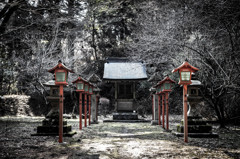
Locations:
59;85;64;143
162;93;165;129
165;92;169;130
84;93;87;127
89;95;91;125
158;95;161;125
183;84;188;143
79;92;82;130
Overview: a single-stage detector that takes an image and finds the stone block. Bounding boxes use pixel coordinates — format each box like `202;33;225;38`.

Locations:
177;125;212;133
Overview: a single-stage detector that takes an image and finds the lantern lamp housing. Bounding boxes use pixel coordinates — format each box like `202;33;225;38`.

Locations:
159;76;176;93
154;83;161;95
172;60;199;85
72;76;87;92
157;85;161;94
89;85;94;95
84;82;89;93
48;60;74;85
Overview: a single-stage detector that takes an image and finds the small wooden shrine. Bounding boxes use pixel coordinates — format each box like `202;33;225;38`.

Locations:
103;57;147;115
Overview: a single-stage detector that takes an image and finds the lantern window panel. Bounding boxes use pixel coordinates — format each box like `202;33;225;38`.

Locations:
84;84;89;92
77;83;84;90
89;87;93;93
165;83;171;90
181;71;191;81
56;72;66;82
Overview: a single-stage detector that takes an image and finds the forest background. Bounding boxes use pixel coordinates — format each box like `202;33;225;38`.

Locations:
0;0;240;128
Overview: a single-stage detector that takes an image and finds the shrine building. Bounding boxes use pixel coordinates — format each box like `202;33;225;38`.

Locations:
103;57;148;112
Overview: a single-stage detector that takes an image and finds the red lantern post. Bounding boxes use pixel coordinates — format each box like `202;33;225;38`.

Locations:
172;60;199;143
48;60;74;143
72;76;87;130
84;82;89;127
165;92;169;130
159;76;176;130
158;95;161;126
162;93;165;129
154;84;162;126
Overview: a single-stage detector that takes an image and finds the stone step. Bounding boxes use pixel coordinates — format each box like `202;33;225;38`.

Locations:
36;125;72;134
113;112;138;120
180;120;207;125
177;125;212;133
42;120;67;126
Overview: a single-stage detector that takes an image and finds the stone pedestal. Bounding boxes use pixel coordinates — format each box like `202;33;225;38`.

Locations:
175;116;218;138
91;95;98;124
32;96;76;137
151;94;159;125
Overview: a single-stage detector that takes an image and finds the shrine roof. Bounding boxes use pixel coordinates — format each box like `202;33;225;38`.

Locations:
103;58;147;80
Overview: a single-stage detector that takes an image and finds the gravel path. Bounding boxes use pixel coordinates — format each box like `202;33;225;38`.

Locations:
0;115;239;159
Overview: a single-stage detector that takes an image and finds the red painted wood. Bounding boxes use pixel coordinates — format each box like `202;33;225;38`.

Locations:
79;92;82;130
183;84;188;143
59;85;64;143
96;96;99;121
158;95;161;125
89;95;91;125
162;93;165;129
166;93;169;130
84;93;87;127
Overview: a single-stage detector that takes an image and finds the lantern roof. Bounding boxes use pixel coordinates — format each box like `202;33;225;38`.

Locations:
88;73;102;84
149;87;156;92
72;76;88;84
93;87;101;92
148;72;162;83
48;60;74;74
158;76;176;85
190;80;202;86
172;60;199;73
43;80;57;87
153;76;175;88
88;82;95;88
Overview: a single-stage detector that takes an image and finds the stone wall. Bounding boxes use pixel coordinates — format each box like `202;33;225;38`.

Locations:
0;95;33;116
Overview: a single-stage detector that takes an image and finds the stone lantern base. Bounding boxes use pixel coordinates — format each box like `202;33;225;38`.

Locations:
174;116;218;138
31;100;76;137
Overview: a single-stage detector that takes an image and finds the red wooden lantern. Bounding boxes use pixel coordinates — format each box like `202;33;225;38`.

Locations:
48;60;74;85
48;60;74;143
72;76;87;92
88;83;94;95
159;76;176;93
84;82;89;94
154;83;161;95
172;60;199;85
172;60;199;143
72;76;88;130
159;76;175;130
